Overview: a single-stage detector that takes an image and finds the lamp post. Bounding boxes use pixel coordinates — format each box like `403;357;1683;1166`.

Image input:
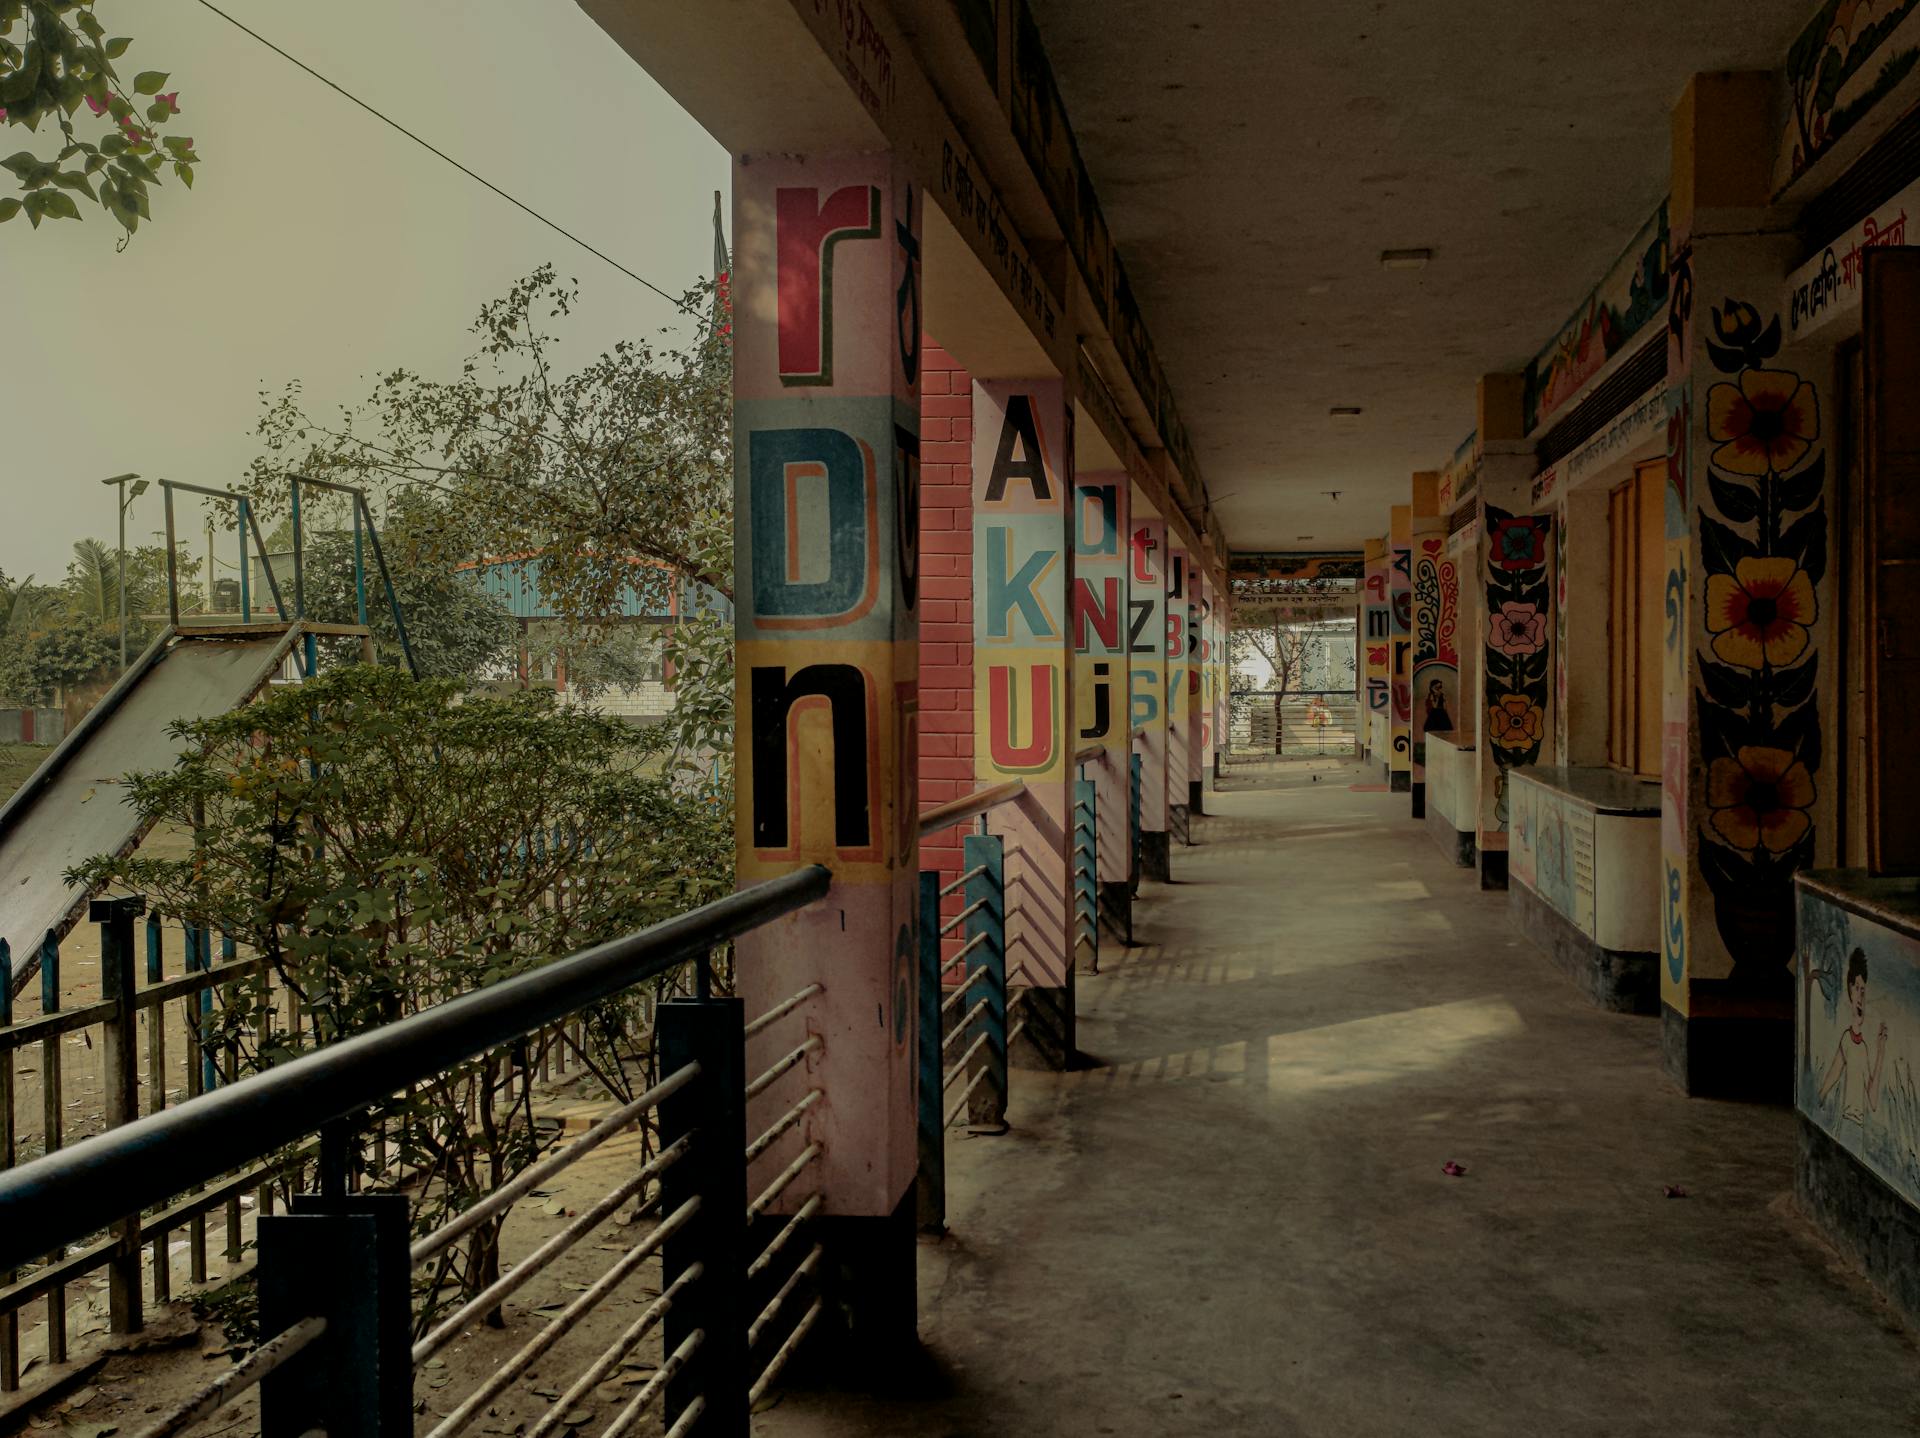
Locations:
100;473;146;671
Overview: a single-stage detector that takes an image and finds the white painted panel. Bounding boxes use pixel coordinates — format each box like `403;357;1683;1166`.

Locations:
1594;813;1661;952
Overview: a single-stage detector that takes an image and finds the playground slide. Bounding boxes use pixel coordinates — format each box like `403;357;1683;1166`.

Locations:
0;624;305;995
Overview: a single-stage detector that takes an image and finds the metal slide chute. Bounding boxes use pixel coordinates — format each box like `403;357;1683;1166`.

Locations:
0;623;307;995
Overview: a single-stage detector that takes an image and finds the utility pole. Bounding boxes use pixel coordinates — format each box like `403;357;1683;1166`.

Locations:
99;473;145;671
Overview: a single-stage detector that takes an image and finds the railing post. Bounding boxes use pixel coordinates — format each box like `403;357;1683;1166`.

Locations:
1074;775;1098;975
915;872;945;1233
39;929;65;1366
1129;753;1143;898
92;895;145;1336
258;1190;412;1437
962;834;1007;1127
659;996;748;1437
0;938;15;1391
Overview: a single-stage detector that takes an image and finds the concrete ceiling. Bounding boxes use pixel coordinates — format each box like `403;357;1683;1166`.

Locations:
1025;0;1812;552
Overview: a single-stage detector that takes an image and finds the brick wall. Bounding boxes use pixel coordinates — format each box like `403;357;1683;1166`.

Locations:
919;341;974;957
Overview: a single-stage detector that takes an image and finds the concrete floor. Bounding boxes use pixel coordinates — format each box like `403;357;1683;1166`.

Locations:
759;759;1920;1437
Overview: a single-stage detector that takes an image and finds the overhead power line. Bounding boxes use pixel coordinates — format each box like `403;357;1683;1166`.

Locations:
192;0;699;315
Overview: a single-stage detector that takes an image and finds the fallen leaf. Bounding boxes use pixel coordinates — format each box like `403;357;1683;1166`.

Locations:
1441;1160;1467;1177
1663;1184;1689;1199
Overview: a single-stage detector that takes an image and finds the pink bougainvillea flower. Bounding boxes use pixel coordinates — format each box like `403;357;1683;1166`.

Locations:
1487;600;1546;657
156;93;180;113
1442;1161;1468;1177
1706;367;1819;477
1705;556;1816;669
1706;745;1815;854
84;94;109;116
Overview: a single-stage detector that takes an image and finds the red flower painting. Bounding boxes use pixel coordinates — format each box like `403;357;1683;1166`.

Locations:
1705;557;1816;669
1706;368;1819;477
1706;745;1815;854
1488;516;1547;571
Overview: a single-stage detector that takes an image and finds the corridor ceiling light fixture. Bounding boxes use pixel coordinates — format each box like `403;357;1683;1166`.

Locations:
1328;406;1363;418
1379;248;1432;269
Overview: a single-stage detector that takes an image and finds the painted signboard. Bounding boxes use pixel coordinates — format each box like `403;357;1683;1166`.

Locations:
1785;174;1918;339
1411;528;1459;793
1523;203;1668;435
1779;0;1920;192
1798;884;1920;1211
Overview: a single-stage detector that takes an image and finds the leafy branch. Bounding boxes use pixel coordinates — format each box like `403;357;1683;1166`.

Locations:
0;0;199;235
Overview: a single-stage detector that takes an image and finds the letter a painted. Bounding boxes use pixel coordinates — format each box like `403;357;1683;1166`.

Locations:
983;393;1052;502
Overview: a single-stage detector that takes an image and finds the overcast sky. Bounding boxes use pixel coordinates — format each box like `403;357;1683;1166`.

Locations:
1;0;727;587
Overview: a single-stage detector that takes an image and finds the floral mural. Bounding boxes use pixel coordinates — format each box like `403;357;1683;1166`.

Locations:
1483;505;1553;829
1782;0;1920;187
1694;300;1827;978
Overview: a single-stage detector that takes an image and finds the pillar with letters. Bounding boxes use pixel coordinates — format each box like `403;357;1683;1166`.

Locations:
973;378;1076;1066
731;151;921;1344
1073;471;1131;947
1130;502;1171;880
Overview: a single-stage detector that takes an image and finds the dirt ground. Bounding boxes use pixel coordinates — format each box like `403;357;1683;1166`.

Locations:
11;1081;679;1438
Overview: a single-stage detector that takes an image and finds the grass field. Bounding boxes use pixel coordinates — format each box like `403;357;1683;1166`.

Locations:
0;742;49;803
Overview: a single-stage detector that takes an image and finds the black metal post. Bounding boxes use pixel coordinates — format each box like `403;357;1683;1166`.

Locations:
659;997;748;1437
92;895;145;1335
258;1191;411;1436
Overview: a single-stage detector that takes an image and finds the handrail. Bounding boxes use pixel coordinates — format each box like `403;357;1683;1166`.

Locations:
0;864;832;1270
918;779;1026;838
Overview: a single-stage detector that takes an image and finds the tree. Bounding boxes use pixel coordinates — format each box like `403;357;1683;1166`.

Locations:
242;264;735;767
287;497;518;681
0;2;200;235
71;666;735;1320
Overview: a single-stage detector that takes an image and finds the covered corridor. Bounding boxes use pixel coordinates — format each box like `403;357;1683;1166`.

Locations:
761;765;1920;1437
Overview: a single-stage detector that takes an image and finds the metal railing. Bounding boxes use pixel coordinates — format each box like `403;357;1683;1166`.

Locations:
0;866;832;1436
1073;748;1100;974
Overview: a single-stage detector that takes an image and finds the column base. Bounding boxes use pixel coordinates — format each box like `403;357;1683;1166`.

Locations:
1011;983;1075;1069
1425;804;1476;866
1796;1112;1920;1331
1388;770;1411;793
1139;830;1171;882
1659;999;1793;1102
1479;850;1508;890
785;1188;918;1379
1509;880;1657;1015
1188;779;1205;816
1098;880;1132;947
1411;780;1426;819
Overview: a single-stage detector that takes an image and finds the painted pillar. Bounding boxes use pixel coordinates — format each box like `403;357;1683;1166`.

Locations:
973;377;1076;1067
1474;375;1555;890
1388;505;1414;791
1410;472;1456;820
1362;539;1390;768
731;152;922;1328
1557;484;1611;767
1073;471;1131;943
1130;503;1170;880
1661;73;1828;1099
1165;544;1192;837
1185;564;1206;815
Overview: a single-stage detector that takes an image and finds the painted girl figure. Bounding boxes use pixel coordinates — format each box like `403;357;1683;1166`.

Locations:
1423;678;1453;735
1818;949;1890;1126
